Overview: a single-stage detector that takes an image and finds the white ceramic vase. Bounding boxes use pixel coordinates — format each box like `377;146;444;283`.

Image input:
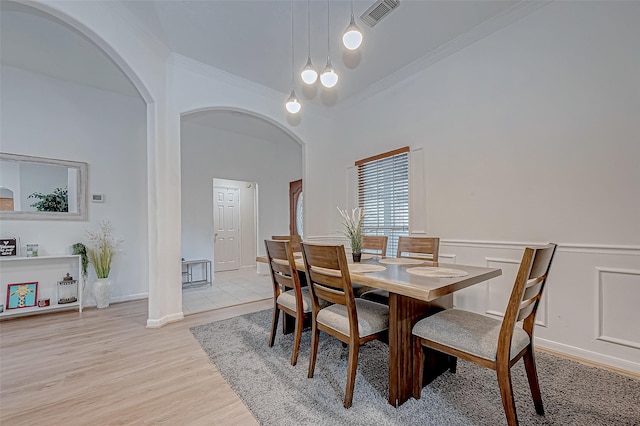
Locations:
93;279;111;309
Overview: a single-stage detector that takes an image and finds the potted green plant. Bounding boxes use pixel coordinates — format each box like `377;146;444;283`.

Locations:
85;220;122;308
72;242;89;290
337;207;365;262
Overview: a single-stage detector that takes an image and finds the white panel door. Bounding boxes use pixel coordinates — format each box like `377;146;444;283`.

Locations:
213;186;240;272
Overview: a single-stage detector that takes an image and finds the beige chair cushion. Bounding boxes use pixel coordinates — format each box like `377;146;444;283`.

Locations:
317;299;389;338
412;309;531;361
277;288;312;313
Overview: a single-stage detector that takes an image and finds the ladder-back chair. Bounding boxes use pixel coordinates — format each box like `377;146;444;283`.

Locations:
265;239;310;366
301;243;389;408
412;243;557;425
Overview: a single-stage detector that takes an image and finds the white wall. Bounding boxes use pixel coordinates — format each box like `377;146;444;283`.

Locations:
308;2;640;372
0;65;149;305
181;121;302;267
318;2;640;244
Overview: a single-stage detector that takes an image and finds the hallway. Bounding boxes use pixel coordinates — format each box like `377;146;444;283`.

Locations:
182;267;271;315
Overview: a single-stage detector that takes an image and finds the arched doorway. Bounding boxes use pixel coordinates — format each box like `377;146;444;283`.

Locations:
179;108;304;314
1;1;158;319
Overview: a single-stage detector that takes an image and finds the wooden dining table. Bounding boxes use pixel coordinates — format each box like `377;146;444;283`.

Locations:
257;254;502;407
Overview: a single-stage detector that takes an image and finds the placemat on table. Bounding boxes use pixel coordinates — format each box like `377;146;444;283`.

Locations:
348;264;387;273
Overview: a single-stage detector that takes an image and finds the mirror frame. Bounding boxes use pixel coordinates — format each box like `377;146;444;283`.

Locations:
0;152;88;221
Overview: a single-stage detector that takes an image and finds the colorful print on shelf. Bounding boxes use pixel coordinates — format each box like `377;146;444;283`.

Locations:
6;282;38;309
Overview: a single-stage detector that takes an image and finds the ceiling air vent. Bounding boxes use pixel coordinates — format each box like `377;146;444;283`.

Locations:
360;0;400;27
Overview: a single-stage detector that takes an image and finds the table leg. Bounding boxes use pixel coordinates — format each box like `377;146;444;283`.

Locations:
282;312;296;335
388;293;452;407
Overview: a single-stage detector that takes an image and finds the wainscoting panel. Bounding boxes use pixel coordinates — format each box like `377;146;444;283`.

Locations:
483;257;548;327
484;257;520;319
596;267;640;350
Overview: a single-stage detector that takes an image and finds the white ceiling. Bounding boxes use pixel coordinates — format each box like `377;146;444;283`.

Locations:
0;2;139;97
1;0;531;104
119;0;521;105
1;0;536;142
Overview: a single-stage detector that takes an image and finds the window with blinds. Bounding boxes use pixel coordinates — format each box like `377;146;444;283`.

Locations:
356;147;409;257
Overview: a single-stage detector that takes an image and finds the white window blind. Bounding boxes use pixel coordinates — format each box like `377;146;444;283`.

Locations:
357;147;409;257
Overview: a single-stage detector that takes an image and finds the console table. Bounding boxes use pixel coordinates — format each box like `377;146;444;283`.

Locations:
0;255;83;319
181;259;212;287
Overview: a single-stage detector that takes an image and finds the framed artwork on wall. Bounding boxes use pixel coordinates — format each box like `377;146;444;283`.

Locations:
6;282;38;309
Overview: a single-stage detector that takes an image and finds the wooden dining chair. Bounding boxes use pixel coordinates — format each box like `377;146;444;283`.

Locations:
362;235;388;257
265;239;311;366
397;236;439;260
272;235;302;252
350;235;389;298
412;243;557;426
301;243;389;408
360;236;440;304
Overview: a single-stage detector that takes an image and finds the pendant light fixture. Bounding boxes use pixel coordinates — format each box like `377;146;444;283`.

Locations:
320;0;338;88
342;0;363;50
300;0;317;85
285;0;301;114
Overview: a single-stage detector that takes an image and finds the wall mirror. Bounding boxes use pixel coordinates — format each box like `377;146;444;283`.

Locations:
0;153;88;220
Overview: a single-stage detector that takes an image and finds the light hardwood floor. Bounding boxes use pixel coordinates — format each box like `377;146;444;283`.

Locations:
0;298;272;425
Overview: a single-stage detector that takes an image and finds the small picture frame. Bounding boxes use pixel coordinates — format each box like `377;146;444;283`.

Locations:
6;282;38;309
0;238;17;256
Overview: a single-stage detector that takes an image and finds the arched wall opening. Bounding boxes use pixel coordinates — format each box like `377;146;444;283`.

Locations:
1;1;156;312
180;107;305;289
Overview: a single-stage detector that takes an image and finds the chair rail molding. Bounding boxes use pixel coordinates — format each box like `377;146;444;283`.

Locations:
441;239;640;256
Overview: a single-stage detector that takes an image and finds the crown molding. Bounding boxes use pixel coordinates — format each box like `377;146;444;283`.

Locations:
333;0;551;114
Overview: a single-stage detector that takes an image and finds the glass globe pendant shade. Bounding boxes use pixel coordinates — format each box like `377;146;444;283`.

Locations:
320;58;339;88
300;56;318;85
342;15;363;50
285;89;301;114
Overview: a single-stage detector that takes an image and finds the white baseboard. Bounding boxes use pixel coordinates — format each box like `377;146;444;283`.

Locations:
111;293;148;303
82;293;148;308
146;312;184;328
535;337;640;376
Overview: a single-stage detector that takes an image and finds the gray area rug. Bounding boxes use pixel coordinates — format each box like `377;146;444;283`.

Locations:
191;310;640;425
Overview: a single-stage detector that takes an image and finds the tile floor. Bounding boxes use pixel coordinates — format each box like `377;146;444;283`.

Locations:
182;266;272;315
